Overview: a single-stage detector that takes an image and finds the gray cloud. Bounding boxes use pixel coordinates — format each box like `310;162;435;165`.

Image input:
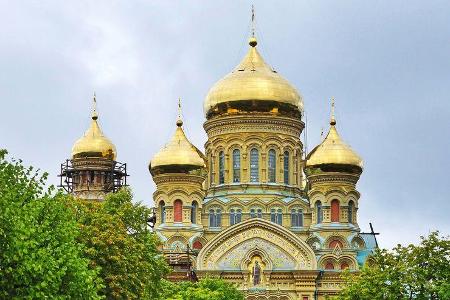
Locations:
1;0;449;249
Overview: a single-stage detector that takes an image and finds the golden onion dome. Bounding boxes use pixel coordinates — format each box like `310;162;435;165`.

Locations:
71;96;117;160
149;112;206;174
306;103;363;171
204;36;303;117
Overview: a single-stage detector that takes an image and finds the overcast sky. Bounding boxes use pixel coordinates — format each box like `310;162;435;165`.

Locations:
1;1;449;249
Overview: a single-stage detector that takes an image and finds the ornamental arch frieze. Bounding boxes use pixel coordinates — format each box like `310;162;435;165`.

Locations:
196;218;317;271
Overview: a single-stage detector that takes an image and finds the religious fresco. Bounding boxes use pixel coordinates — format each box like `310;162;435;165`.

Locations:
216;238;296;270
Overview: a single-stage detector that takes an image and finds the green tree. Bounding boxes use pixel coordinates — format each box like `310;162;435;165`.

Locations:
161;277;245;300
0;150;102;299
70;188;169;299
337;231;450;300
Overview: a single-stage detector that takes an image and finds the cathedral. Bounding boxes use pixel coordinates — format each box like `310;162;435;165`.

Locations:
60;29;377;300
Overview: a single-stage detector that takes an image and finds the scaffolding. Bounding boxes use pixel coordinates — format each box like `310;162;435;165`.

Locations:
58;158;128;194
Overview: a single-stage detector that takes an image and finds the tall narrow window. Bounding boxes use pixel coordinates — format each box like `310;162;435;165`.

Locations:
268;149;276;183
219;151;225;184
277;209;283;225
348;201;354;223
174;200;183;223
283;151;289;185
209;157;214;185
331;199;340;222
191;201;198;224
291;209;303;227
230;209;236;226
250;148;259;182
270;209;276;223
236;209;242;223
232;149;240;183
216;209;222;227
316;201;323;224
209;209;215;227
250;209;256;218
159;201;166;224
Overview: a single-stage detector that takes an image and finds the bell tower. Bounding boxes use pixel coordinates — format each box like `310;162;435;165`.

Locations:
59;94;128;201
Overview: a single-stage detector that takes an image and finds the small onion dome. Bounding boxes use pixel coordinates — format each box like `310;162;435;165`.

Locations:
149;118;206;175
204;36;303;118
71;96;116;160
306;118;363;174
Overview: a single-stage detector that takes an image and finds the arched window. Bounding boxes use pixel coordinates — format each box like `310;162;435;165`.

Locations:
209;208;222;228
191;201;198;224
325;261;334;270
316;201;323;224
348;201;354;223
291;208;303;227
159;201;166;223
277;209;282;225
230;209;235;226
218;151;225;184
250;148;259;182
209;209;215;227
216;209;222;227
174;200;183;223
236;209;242;223
329;239;343;249
283;151;289;185
229;208;242;226
341;262;349;270
251;208;262;218
268;149;276;183
232;149;240;183
331;199;340;222
270;208;282;224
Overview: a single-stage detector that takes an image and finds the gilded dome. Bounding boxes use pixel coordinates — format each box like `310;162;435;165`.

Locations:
204;37;303;117
306;116;363;170
71;97;117;160
149;118;206;174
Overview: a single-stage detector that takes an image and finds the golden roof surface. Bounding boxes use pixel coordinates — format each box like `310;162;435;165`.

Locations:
71;96;117;160
150;117;206;171
204;37;303;116
306;108;363;169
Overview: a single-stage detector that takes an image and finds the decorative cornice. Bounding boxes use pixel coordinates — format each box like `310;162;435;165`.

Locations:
153;173;206;185
307;172;360;185
204;114;304;139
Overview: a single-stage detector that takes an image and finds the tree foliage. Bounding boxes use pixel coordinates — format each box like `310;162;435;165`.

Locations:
337;231;450;300
0;150;102;299
160;277;245;300
69;188;170;299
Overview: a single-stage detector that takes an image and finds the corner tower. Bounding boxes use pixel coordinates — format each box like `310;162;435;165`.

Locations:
59;94;128;201
305;100;365;271
149;101;207;269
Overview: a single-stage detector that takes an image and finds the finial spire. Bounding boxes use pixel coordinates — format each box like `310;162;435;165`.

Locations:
176;98;183;127
330;97;336;126
249;5;257;47
92;92;98;120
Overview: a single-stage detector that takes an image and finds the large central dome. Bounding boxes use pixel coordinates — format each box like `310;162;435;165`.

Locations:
204;37;303;118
